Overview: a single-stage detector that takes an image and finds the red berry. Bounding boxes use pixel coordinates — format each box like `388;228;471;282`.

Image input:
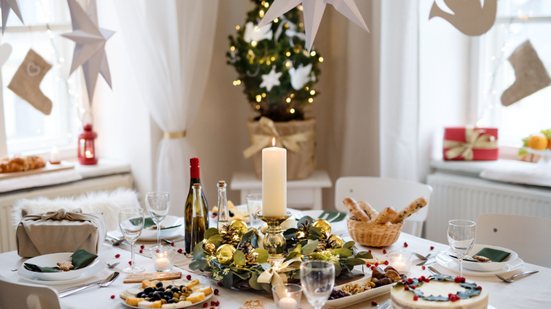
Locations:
128;260;132;265
186;274;192;280
382;249;387;254
214;289;219;295
374;262;379;267
171;242;175;247
370;266;375;271
110;294;115;299
140;245;145;249
404;286;409;291
177;248;183;254
371;301;378;306
384;260;389;265
366;262;371;266
202;303;208;308
403;242;409;248
421;265;426;270
454;276;466;283
413;295;419;301
211;301;216;306
430;246;434;251
139;249;143;254
407;278;413;284
418;276;426;281
115;254;120;259
476;286;482;290
410;285;416;289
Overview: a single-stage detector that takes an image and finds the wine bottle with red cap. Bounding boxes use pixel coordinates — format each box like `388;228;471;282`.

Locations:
184;157;209;253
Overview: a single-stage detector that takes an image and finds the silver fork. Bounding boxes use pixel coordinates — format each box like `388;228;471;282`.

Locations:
428;266;442;275
58;272;119;298
496;271;539;283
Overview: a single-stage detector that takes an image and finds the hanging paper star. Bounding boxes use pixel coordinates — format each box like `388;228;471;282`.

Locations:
260;66;282;91
260;0;368;50
1;0;24;34
62;0;114;104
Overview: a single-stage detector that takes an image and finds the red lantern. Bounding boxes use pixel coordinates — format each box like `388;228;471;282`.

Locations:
78;124;97;165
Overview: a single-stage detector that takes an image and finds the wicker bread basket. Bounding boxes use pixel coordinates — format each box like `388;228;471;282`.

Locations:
347;219;403;247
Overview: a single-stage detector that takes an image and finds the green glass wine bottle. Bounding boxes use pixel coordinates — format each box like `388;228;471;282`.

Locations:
184;157;209;253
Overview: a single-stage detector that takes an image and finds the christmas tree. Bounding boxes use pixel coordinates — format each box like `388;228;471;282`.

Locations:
227;0;323;122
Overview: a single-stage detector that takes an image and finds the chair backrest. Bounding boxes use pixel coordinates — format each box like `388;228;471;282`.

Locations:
0;278;60;309
335;177;432;236
477;213;551;268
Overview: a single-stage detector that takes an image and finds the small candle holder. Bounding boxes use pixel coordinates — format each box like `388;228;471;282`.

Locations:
388;250;412;274
258;211;290;259
272;283;302;309
151;246;175;272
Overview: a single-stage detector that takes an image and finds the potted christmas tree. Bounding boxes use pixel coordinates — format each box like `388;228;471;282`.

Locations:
227;0;323;179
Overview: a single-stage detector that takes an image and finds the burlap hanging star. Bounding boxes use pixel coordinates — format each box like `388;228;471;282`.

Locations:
62;0;114;104
259;0;368;50
1;0;24;34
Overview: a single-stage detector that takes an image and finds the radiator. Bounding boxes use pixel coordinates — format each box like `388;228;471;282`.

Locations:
426;172;551;243
0;173;133;253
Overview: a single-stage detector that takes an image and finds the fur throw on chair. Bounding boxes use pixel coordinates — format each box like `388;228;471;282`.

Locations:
12;188;140;231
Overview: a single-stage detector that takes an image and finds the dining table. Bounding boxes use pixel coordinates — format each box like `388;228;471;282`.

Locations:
1;210;550;309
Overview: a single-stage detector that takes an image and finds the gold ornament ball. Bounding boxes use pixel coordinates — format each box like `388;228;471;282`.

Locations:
313;219;332;235
229;219;249;236
203;241;216;255
328;234;344;248
216;244;236;265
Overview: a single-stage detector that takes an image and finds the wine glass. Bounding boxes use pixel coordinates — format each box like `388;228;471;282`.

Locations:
447;219;476;277
300;260;335;309
145;192;171;247
119;208;145;273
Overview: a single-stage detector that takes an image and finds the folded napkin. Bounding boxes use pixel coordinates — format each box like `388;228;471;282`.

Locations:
24;249;98;272
16;209;105;258
475;247;511;262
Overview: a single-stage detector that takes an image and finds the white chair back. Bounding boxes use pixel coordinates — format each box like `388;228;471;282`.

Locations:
476;213;551;268
0;278;60;309
335;177;432;236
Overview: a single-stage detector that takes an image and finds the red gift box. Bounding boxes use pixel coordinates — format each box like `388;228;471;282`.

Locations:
443;127;499;161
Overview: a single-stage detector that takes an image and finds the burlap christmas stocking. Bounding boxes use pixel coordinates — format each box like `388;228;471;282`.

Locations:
501;40;551;107
8;49;53;115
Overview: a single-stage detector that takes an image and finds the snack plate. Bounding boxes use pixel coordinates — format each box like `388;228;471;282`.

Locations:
436;252;524;276
326;276;393;308
18;252;100;281
449;244;519;272
120;282;213;309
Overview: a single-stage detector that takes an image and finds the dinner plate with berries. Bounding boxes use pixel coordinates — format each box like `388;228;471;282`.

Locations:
120;278;213;308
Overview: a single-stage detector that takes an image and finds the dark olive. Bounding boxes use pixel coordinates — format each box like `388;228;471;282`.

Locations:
155;282;163;288
143;287;154;294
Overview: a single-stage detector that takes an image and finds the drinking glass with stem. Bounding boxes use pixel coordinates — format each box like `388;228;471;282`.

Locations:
300;260;335;309
145;192;170;247
447;219;476;277
119;207;145;273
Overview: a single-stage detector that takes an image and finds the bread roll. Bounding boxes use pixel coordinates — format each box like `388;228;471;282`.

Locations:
372;207;399;224
392;197;428;223
342;197;370;221
358;201;379;220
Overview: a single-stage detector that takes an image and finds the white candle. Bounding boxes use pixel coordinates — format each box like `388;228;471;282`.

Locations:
155;256;171;271
262;139;287;217
277;296;297;309
389;252;411;273
49;147;60;164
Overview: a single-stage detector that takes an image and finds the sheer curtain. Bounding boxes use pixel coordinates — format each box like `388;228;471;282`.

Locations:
114;0;219;215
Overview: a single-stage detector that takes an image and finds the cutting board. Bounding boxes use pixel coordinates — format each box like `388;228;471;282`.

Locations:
0;162;75;180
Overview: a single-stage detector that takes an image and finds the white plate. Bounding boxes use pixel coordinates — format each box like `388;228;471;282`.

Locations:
140;216;184;240
120;282;212;308
448;244;518;272
436;252;524;276
326;276;393;308
18;253;101;283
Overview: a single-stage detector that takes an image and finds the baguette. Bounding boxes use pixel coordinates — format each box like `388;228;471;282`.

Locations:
372;207;399;224
342;197;370;221
358;201;379;220
392;197;428;223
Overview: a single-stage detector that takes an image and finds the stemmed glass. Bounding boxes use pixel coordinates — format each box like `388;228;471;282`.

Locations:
300;260;335;309
119;208;145;273
447;219;476;277
145;192;170;247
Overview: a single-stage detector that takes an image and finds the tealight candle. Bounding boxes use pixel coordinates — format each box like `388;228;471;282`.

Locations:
49;146;60;164
272;283;301;309
152;247;174;272
388;251;412;273
278;296;298;309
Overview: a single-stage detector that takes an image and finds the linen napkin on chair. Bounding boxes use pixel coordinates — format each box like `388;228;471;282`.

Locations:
16;209;105;258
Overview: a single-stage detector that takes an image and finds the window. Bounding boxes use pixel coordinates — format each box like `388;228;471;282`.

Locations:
476;0;551;147
0;0;84;157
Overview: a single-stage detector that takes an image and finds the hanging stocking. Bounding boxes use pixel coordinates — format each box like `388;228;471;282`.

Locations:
7;49;53;115
501;40;551;107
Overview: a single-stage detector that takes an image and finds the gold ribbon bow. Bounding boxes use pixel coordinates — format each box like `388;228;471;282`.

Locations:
257;257;302;287
243;117;313;158
444;128;497;160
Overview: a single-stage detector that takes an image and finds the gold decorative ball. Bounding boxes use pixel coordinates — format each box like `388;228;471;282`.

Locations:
203;241;216;255
215;244;236;265
229;219;249;236
328;234;344;248
313;219;332;235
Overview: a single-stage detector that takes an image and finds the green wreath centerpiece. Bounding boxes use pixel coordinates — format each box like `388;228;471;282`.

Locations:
190;216;372;292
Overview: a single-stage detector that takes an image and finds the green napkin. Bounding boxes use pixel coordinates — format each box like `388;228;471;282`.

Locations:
23;249;97;272
475;247;510;262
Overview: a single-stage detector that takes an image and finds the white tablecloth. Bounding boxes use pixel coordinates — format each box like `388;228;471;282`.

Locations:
1;217;550;308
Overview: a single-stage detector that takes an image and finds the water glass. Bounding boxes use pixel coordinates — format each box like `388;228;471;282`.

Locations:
119;207;145;273
145;192;170;246
300;260;335;309
447;219;476;276
272;283;302;309
246;193;262;226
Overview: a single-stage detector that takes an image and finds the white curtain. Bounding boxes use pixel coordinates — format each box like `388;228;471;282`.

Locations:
378;0;420;181
114;0;219;215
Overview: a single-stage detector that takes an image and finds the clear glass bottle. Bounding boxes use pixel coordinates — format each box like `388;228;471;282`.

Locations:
189;183;207;253
217;180;230;230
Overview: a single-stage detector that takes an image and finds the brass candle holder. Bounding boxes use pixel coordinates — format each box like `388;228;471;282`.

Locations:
258;211;290;259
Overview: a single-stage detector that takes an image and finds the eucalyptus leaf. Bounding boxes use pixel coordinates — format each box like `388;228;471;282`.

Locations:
297;216;314;229
208;234;222;247
249;272;261;290
343;241;355;249
205;228;219;239
330;248;353;258
342;258;366;266
234;250;246;267
222;272;234;288
302;240;319;255
355;251;374;259
254;248;269;264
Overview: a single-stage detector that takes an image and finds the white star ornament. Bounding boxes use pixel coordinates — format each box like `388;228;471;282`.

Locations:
260;66;282;91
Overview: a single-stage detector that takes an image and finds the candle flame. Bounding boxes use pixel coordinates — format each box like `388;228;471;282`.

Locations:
272;137;276;147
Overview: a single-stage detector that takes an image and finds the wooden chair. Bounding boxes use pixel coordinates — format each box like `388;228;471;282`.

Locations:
0;278;60;309
476;213;551;267
335;177;432;236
